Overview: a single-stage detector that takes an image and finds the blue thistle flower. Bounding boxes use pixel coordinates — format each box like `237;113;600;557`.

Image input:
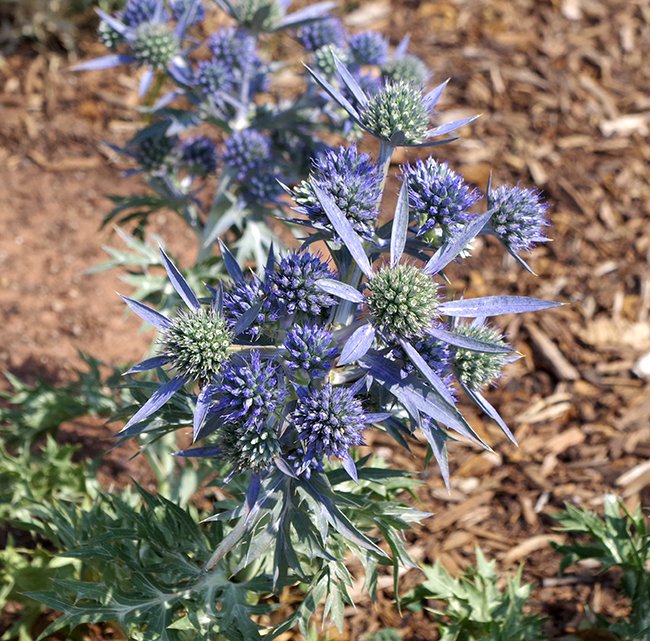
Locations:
195;58;234;102
223;129;272;180
170;0;205;24
488;185;549;253
452;324;510;390
132;21;180;70
208;27;259;73
213;351;286;429
219;418;281;472
400;334;457;401
283;324;337;378
313;44;351;76
349;31;388;65
298;17;346;52
382;54;430;86
223;278;277;339
180;136;218;176
291;384;367;463
267;252;336;317
403;158;481;242
134;133;178;173
240;168;284;205
234;0;284;31
292;146;381;240
98;18;124;49
122;0;163;26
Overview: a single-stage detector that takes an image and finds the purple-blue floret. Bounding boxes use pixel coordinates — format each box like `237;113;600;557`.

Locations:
298;17;346;52
291;384;367;464
209;27;260;74
283;324;337;378
293;146;381;240
213;351;286;429
267;252;336;316
488;185;549;253
223;278;277;339
402;158;481;239
170;0;205;24
195;58;234;101
122;0;165;26
223;129;272;180
349;31;389;65
180;136;218;175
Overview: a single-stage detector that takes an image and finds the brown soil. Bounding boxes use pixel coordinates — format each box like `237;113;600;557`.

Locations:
1;0;650;639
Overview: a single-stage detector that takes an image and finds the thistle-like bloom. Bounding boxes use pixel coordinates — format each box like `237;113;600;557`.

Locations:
453;324;510;390
223;129;272;180
403;158;480;242
283;324;337;378
313;44;351;76
299;17;345;52
366;263;440;340
292;146;381;240
208;27;260;75
214;0;335;34
122;0;163;26
195;58;234;101
213;352;286;429
134;133;178;173
73;0;197;96
291;383;366;467
487;185;549;255
307;59;479;147
170;0;205;24
267;251;336;316
223;277;276;339
119;249;234;434
219;419;281;473
241;169;284;204
382;54;430;86
180;136;218;176
349;31;388;65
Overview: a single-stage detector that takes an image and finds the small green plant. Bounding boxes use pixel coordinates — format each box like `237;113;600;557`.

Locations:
552;495;650;640
405;548;544;641
27;486;272;640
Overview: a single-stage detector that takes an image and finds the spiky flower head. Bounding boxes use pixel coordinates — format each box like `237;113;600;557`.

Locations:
219;420;281;473
361;81;431;144
235;0;283;31
98;19;123;49
299;17;346;52
349;31;388;65
208;27;259;73
453;324;509;389
314;44;351;76
195;58;234;100
223;129;271;180
292;146;381;240
382;54;430;86
132;21;180;70
367;264;440;340
291;384;367;462
400;334;457;400
122;0;162;26
158;308;233;383
267;252;336;317
170;0;205;24
488;186;549;253
180;136;218;176
134;134;177;173
403;158;480;243
213;352;286;429
241;168;284;204
283;324;337;378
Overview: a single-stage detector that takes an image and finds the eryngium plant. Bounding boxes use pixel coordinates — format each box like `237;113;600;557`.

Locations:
114;56;556;625
76;0;439;298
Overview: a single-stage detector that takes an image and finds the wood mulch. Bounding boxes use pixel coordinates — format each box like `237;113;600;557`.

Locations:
1;0;649;639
